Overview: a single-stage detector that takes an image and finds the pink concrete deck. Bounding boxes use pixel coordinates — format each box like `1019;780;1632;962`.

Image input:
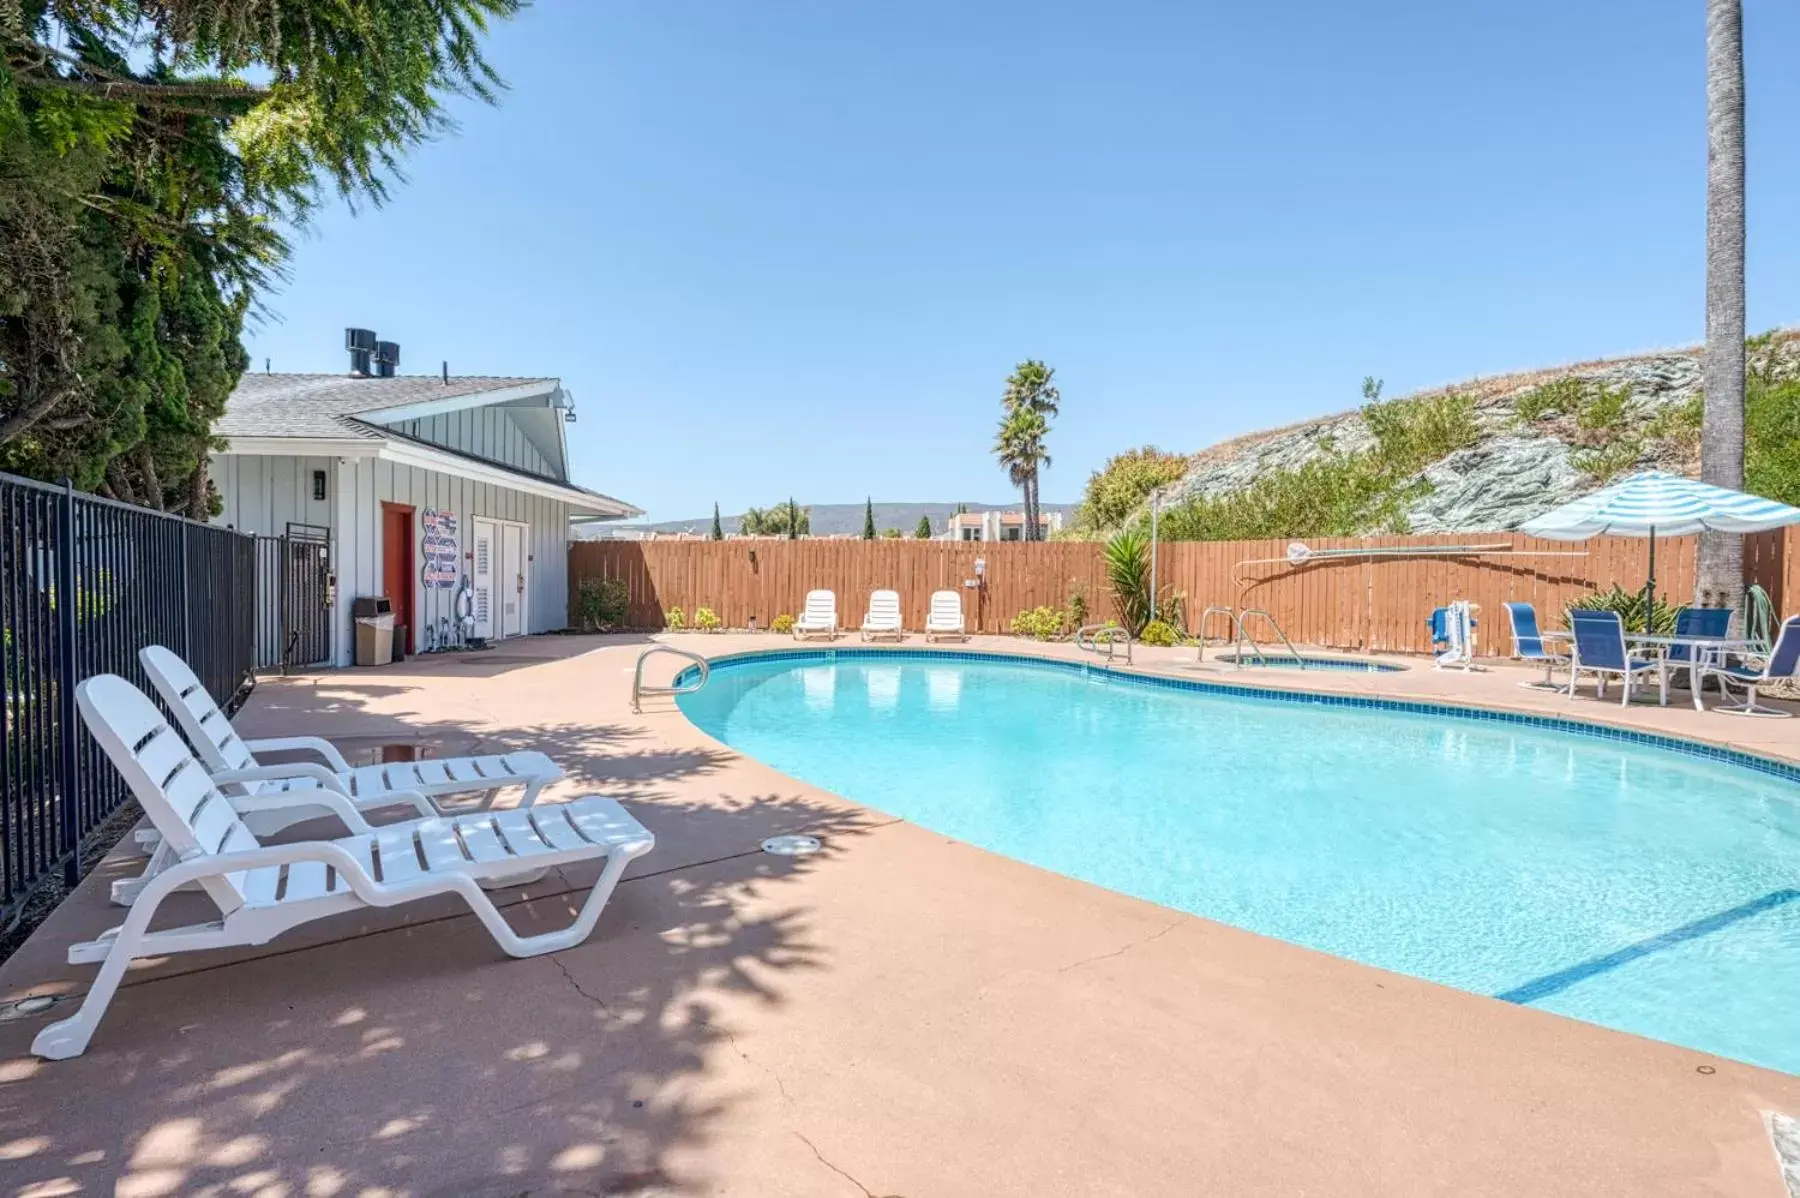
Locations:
2;632;1799;1196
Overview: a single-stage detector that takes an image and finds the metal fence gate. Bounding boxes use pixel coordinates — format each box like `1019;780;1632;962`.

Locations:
1;470;257;920
253;523;333;671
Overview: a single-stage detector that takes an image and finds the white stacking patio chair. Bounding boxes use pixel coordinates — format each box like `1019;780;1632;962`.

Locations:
792;590;838;640
30;674;654;1061
860;589;905;641
924;590;967;642
127;645;565;905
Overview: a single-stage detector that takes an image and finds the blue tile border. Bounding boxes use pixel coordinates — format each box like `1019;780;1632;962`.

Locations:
674;645;1800;787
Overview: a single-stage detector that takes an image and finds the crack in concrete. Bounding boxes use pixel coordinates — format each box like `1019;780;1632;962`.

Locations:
1056;919;1182;974
548;953;614;1013
720;1022;793;1104
794;1131;895;1198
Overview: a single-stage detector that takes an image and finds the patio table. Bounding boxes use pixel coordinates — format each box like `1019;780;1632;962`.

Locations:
1625;635;1765;709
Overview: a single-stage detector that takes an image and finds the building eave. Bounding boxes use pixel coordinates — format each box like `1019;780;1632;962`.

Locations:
351;379;561;426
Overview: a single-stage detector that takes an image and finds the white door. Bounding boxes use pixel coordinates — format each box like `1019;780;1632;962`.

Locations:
471;518;496;640
500;522;526;638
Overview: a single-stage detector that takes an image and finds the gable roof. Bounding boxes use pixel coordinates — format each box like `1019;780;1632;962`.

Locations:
217;373;555;440
216;372;640;518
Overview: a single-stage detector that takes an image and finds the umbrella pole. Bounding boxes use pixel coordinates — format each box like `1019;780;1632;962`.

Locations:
1644;526;1656;634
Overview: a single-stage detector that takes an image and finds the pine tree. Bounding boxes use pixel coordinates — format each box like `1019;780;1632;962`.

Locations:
710;502;724;540
863;498;877;540
915;515;933;539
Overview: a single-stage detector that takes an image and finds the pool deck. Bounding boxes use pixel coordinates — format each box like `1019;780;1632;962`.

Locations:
2;632;1799;1196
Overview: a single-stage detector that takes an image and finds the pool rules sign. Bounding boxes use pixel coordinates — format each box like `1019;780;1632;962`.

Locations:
420;509;459;589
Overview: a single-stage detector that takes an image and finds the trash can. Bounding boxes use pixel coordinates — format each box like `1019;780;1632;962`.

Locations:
353;597;395;666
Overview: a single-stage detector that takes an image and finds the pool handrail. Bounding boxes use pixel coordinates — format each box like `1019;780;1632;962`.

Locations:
1238;608;1305;669
1195;606;1243;663
1075;623;1132;664
632;644;710;712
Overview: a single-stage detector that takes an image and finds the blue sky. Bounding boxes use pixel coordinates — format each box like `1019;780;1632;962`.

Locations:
243;1;1800;521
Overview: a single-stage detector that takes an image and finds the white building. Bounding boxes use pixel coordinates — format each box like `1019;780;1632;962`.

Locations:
944;509;1064;542
211;358;637;667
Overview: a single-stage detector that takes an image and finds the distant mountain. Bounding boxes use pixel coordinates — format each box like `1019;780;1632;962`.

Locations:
574;501;1076;540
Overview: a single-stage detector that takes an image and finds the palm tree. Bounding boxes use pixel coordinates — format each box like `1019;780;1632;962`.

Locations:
999;361;1059;540
1698;0;1746;608
994;406;1051;537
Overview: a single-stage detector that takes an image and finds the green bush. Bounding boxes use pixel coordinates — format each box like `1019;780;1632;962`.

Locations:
1513;378;1585;424
1747;376;1800;506
1566;585;1676;636
1572;438;1644;484
770;613;795;634
1155;390;1477;543
576;577;630;630
664;606;686;631
1104;527;1152;634
1066;582;1088;630
1010;606;1066;640
1575;384;1634;438
1139;619;1182;647
1075;445;1192;532
694;606;722;631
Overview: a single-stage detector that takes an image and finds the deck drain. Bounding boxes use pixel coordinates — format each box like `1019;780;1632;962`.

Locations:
0;995;57;1022
762;835;822;856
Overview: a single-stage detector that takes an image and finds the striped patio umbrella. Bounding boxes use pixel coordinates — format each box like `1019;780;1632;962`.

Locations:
1520;470;1800;629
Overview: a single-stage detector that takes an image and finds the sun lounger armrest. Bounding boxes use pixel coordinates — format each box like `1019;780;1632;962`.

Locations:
157;842;375;896
219;787;376;836
212;762;349;794
242;736;353;772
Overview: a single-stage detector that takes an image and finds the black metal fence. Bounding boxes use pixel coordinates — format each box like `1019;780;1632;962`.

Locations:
1;470;257;921
252;524;333;671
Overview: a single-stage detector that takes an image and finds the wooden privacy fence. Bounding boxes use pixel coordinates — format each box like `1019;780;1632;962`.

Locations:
569;530;1798;657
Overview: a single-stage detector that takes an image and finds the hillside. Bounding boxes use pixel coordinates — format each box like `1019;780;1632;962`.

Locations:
580;501;1077;539
1153;331;1800;535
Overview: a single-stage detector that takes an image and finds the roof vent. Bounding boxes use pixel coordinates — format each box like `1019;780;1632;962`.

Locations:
345;327;376;376
373;340;400;379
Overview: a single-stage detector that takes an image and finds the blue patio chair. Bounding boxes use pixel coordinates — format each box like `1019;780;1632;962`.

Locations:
1665;606;1733;692
1504;602;1568;690
1568;609;1666;707
1695;614;1800;718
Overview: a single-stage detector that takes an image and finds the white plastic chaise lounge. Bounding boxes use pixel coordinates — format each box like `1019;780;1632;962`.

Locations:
924;590;966;642
126;644;564;905
792;590;838;640
30;674;653;1061
860;589;905;641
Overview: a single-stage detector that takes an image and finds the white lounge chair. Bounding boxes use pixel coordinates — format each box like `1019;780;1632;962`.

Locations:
793;590;838;640
861;589;904;641
129;645;565;905
30;674;653;1061
924;590;966;641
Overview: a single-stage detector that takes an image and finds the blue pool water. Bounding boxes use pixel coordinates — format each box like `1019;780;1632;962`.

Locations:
679;652;1800;1073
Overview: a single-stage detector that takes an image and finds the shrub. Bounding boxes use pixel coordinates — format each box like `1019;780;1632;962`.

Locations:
1572;438;1643;484
770;613;795;634
1575;383;1634;440
1066;582;1088;630
1567;585;1676;636
1075;446;1192;532
1010;606;1065;640
694;606;722;631
664;606;686;631
1747;376;1800;506
1513;377;1585;424
1362;390;1480;473
576;577;630;630
1139;619;1182;647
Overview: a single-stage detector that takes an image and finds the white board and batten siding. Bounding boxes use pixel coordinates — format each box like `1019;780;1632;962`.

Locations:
386;408;557;476
332;456;569;665
212;454;333;535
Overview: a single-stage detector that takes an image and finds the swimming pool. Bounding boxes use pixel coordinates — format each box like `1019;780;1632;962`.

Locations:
678;650;1800;1074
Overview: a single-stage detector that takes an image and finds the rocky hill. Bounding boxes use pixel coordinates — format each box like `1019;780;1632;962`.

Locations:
1162;331;1800;533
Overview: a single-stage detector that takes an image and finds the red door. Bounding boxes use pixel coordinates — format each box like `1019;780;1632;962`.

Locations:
381;503;414;654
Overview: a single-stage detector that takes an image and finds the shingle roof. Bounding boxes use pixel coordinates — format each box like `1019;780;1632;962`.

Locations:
216;373;555;440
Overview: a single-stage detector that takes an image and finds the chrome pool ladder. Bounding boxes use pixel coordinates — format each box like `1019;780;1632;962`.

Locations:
632;645;710;712
1075;622;1132;664
1194;606;1243;663
1236;608;1305;669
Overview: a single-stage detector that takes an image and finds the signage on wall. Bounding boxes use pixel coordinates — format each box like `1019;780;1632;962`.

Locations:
420;508;460;589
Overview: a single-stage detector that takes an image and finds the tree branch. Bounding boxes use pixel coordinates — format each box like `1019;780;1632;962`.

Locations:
19;74;269;103
0;382;75;446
